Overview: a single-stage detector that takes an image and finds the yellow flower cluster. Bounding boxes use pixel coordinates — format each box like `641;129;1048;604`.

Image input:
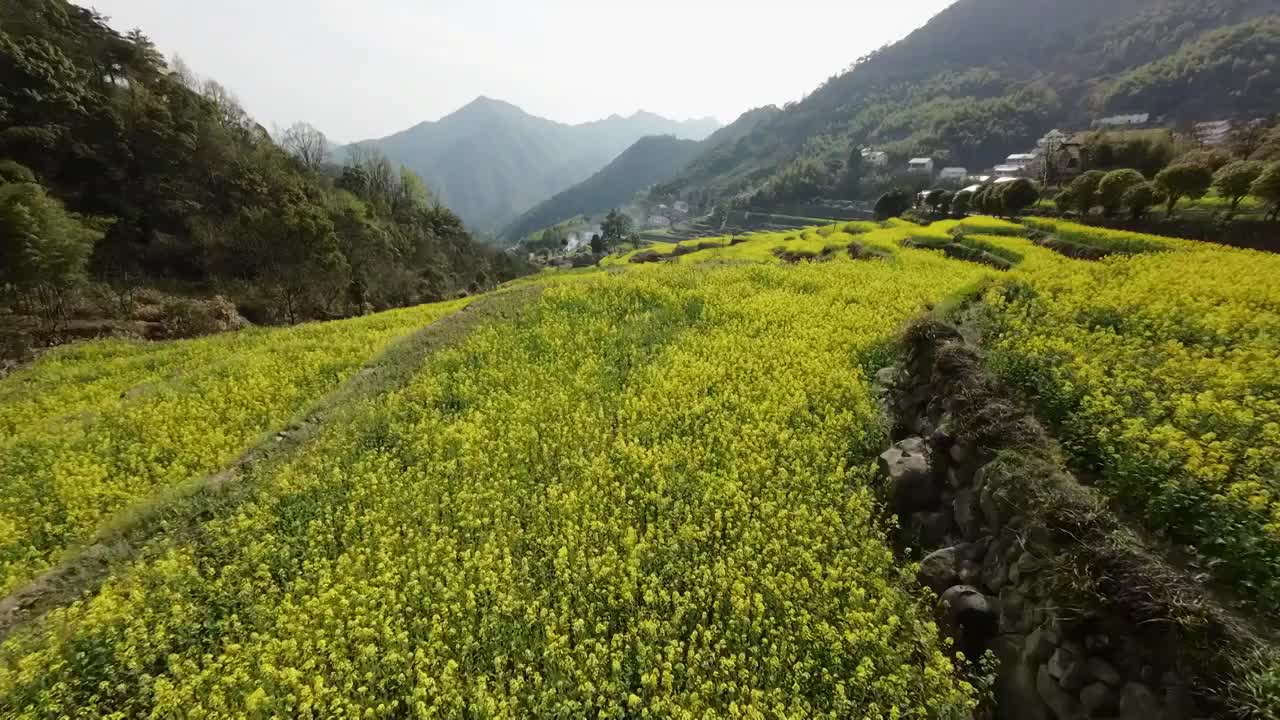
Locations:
0;299;469;595
977;228;1280;602
1;254;986;718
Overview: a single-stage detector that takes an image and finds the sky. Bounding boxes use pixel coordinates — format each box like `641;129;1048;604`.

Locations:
88;0;956;143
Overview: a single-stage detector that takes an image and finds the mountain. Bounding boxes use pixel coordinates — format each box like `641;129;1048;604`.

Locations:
499;136;704;242
500;106;783;242
346;98;721;231
662;0;1279;206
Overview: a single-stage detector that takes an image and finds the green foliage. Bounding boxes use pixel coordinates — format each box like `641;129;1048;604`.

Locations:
1096;19;1280;119
1097;169;1146;218
600;209;633;249
0;0;530;326
874;188;913;220
998;178;1039;217
1155;163;1214;216
1252;163;1280;220
1214;161;1265;212
951;189;972;216
0;182;104;325
1122;182;1163;221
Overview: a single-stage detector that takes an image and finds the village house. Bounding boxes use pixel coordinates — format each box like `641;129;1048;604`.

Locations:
862;149;889;167
907;157;935;175
939;167;968;183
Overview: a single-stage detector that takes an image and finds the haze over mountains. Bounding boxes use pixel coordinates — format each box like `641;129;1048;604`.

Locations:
345;97;720;231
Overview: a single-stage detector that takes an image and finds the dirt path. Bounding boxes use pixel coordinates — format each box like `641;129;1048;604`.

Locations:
0;287;540;641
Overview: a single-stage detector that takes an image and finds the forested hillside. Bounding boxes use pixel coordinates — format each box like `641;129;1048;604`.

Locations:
666;0;1279;207
0;0;528;349
348;99;720;231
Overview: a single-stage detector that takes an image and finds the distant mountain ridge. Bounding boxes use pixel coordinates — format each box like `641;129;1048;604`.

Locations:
344;98;720;231
500;106;783;242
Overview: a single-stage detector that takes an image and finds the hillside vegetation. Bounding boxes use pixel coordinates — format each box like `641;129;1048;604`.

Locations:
0;0;528;346
663;0;1280;206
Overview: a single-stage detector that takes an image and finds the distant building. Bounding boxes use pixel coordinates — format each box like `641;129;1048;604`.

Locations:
647;215;672;228
960;184;986;195
1093;113;1151;129
993;164;1024;178
862;148;889;167
939;167;968;182
907;157;935;175
1194;120;1233;146
1006;153;1037;169
673;200;690;214
993;176;1021;185
1037;129;1068;150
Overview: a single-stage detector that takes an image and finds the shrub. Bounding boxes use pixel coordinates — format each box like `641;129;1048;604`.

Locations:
1122;182;1163;221
874;188;913;219
154;295;246;339
1097;169;1145;218
1155;163;1213;217
1213;161;1265;212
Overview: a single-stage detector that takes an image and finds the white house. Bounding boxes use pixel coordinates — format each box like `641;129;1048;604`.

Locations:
1194;121;1233;146
862;148;889;167
1094;113;1150;129
672;200;690;214
907;157;935;175
939;167;968;182
647;215;672;228
993;164;1024;178
1006;153;1037;169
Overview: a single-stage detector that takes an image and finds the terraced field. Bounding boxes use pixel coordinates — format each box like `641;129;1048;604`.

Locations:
3;216;1280;717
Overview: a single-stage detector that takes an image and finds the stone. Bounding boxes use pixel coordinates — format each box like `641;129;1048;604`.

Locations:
1047;648;1073;681
999;587;1025;634
874;366;902;388
1081;682;1120;715
1087;657;1122;687
1059;659;1092;692
878;438;939;514
937;585;998;658
1119;682;1163;718
981;543;1009;592
949;441;973;466
1037;664;1085;720
991;636;1049;720
1024;625;1057;665
917;546;962;594
983;479;1003;530
909;511;953;548
952;489;982;539
1165;684;1194;720
959;561;982;585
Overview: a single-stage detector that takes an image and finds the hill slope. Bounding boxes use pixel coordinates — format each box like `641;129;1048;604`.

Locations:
666;0;1279;203
347;98;720;231
500;106;783;242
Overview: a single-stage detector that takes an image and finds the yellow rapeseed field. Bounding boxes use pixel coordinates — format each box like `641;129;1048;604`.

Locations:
0;254;987;719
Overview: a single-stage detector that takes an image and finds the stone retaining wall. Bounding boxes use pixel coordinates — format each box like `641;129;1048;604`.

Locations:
874;321;1259;719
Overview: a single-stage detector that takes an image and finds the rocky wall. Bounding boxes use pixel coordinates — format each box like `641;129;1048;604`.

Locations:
873;321;1252;720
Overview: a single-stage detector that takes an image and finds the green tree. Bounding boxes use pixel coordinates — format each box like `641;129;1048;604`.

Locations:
874;188;912;220
600;210;633;249
0;183;104;328
1097;169;1145;218
1212;161;1264;212
1155;163;1213;217
1000;178;1039;216
590;233;605;255
1252;163;1280;221
1059;170;1107;215
1122;182;1163;221
951;190;973;217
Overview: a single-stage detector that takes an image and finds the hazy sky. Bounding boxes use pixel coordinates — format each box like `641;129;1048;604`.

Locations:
89;0;955;143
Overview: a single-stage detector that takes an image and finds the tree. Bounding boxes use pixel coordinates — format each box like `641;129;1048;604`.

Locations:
1155;163;1213;217
1000;178;1039;216
937;190;955;215
600;209;633;249
280;122;329;171
1097;169;1145;218
874;188;913;220
590;233;605;254
1059;170;1107;215
1212;161;1264;212
951;190;973;217
0;183;105;328
1122;182;1162;221
1251;163;1280;221
1178;148;1232;173
838;148;866;199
